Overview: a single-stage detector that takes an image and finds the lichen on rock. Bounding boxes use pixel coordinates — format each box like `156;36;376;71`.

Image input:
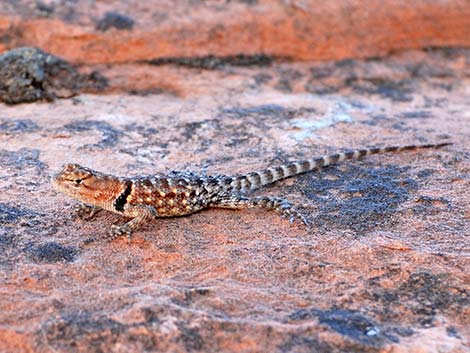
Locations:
0;47;106;104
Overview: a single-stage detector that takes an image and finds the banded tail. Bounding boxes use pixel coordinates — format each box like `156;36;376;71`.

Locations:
230;142;451;193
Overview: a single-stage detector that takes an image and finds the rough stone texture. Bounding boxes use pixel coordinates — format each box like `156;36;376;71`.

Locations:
0;47;469;352
0;47;107;104
0;2;470;352
0;1;470;64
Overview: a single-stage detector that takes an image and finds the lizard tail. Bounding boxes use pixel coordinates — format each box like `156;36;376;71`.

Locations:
229;142;452;193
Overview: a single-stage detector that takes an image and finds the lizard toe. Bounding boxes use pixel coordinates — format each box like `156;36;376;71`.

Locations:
74;204;100;221
277;205;309;227
107;224;133;241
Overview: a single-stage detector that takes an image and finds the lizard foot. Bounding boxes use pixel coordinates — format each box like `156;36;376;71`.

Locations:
275;200;309;226
74;204;101;221
108;224;133;242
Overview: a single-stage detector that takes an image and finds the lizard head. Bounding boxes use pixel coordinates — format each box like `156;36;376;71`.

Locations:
52;163;123;208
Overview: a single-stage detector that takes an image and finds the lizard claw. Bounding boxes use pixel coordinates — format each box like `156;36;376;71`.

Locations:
107;224;133;241
276;201;309;227
74;204;101;221
287;211;309;226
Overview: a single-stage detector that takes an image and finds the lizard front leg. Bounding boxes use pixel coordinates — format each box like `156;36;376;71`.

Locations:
74;203;102;220
107;205;157;241
210;195;308;225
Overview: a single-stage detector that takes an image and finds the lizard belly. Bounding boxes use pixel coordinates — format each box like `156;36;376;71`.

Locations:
153;203;202;217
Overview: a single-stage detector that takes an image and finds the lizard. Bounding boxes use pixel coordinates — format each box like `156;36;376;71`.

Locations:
52;142;451;241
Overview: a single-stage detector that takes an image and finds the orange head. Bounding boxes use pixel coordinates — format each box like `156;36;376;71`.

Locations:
52;163;125;209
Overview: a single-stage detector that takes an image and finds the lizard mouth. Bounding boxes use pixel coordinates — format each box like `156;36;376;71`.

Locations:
51;176;68;194
51;175;78;195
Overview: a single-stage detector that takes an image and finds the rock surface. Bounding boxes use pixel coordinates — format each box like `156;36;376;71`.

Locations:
1;1;470;63
0;2;470;353
0;47;469;352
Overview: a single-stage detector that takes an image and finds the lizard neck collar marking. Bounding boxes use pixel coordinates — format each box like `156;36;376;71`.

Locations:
114;180;132;212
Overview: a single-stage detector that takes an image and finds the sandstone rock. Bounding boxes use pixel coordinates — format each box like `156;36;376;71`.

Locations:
0;48;469;352
0;1;469;352
0;1;470;63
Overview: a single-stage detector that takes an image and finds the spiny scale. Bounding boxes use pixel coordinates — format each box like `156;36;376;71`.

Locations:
52;142;451;241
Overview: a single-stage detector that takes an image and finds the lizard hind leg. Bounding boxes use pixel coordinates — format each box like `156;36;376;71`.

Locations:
107;205;157;241
210;195;309;225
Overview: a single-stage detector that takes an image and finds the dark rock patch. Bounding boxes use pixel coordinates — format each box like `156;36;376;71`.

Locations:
0;118;39;134
416;169;435;179
25;242;77;263
176;324;205;351
221;104;286;118
42;312;125;352
301;164;418;234
147;54;274;70
369;272;470;328
0;229;15;248
0;148;48;179
401;111;433;119
96;12;135;32
446;326;461;339
0;203;31;224
313;309;387;347
300;54;462;101
40;309;208;352
253;73;273;85
352;79;414;102
64;120;123;149
0;24;22;45
285;308;398;350
0;203;43;238
184;287;211;302
0;47;107;104
179;119;222;141
0;205;45;266
35;1;55;16
0;47;77;104
278;335;337;353
123;124;160;139
398;272;466;313
274;68;304;92
127;87;169;96
413;195;451;217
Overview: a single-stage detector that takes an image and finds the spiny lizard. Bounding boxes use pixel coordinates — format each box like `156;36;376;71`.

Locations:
52;143;450;240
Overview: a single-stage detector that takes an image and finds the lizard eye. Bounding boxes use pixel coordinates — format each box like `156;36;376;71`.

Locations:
74;179;83;186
